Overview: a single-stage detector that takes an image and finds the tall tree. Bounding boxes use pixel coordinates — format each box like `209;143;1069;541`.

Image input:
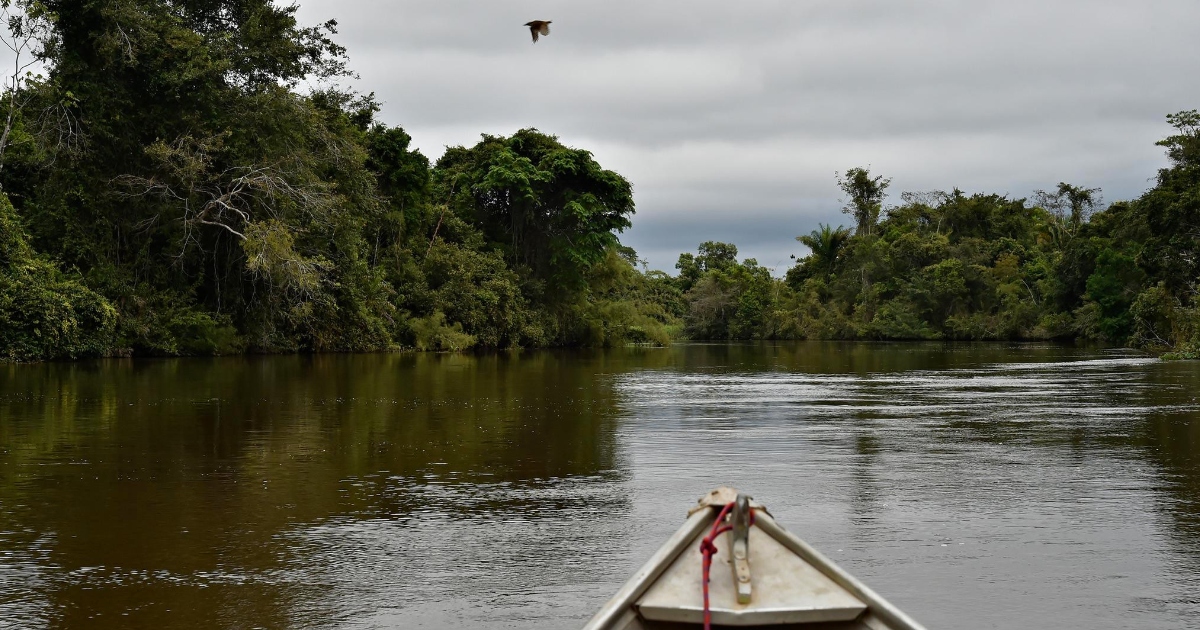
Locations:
838;167;890;236
696;241;738;271
1157;109;1199;168
1123;111;1200;304
675;241;738;292
434;128;635;301
1034;182;1102;233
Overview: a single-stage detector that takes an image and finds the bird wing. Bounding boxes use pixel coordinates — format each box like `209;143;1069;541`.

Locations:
530;27;539;43
538;22;551;36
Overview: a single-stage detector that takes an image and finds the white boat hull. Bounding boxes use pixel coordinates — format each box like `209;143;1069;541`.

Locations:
583;489;927;630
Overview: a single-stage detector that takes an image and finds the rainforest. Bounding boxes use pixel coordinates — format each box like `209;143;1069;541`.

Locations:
1;0;1198;362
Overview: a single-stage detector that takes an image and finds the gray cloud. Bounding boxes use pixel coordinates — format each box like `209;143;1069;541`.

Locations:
15;1;1199;272
290;0;1195;272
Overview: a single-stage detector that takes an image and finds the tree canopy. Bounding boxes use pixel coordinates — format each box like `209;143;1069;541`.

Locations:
434;128;635;299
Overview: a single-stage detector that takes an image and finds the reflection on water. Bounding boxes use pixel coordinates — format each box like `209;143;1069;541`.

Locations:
1;344;1198;628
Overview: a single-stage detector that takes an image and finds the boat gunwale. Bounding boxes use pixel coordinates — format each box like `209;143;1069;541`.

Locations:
755;512;927;630
581;509;712;629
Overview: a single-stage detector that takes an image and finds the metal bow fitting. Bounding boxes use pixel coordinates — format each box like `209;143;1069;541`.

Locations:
730;493;753;604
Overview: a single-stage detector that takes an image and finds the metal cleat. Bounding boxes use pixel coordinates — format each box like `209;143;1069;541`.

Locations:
731;493;753;604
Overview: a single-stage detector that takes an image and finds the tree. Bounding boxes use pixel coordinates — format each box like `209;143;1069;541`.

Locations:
1034;182;1102;233
1157;109;1199;169
838;167;890;236
673;253;699;291
676;241;738;293
1116;111;1200;320
434;128;635;301
0;0;52;176
796;223;851;276
1084;248;1145;341
366;123;431;235
696;241;738;271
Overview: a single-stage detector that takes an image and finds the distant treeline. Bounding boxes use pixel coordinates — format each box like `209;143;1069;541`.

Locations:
672;131;1200;360
0;1;1197;361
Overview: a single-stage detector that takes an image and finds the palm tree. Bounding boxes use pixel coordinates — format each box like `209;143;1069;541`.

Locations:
796;223;852;276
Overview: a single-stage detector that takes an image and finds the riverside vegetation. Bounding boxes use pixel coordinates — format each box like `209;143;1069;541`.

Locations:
0;1;1198;361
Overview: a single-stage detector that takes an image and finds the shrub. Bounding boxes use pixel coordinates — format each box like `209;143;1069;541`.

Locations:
1161;339;1200;361
0;194;116;361
407;311;476;351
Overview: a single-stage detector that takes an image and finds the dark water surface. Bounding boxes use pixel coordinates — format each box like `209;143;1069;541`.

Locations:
2;343;1199;629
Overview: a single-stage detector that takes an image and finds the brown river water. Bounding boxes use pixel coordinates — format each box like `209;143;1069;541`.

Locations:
1;343;1198;628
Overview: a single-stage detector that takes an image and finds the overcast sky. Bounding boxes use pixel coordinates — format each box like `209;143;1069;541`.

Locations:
34;2;1200;272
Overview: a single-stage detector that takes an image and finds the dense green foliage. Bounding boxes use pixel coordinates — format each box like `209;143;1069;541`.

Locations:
0;1;1195;360
1;192;115;360
0;0;668;360
668;112;1200;354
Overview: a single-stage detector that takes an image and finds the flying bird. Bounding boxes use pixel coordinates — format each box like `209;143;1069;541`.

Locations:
525;20;551;43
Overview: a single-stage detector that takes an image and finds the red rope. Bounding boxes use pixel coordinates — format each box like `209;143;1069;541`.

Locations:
698;502;755;630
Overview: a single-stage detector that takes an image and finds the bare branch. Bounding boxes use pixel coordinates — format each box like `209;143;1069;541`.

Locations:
114;23;135;62
0;3;53;177
113;138;339;250
196;217;246;240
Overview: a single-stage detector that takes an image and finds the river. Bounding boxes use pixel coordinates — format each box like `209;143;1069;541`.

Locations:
1;343;1198;628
